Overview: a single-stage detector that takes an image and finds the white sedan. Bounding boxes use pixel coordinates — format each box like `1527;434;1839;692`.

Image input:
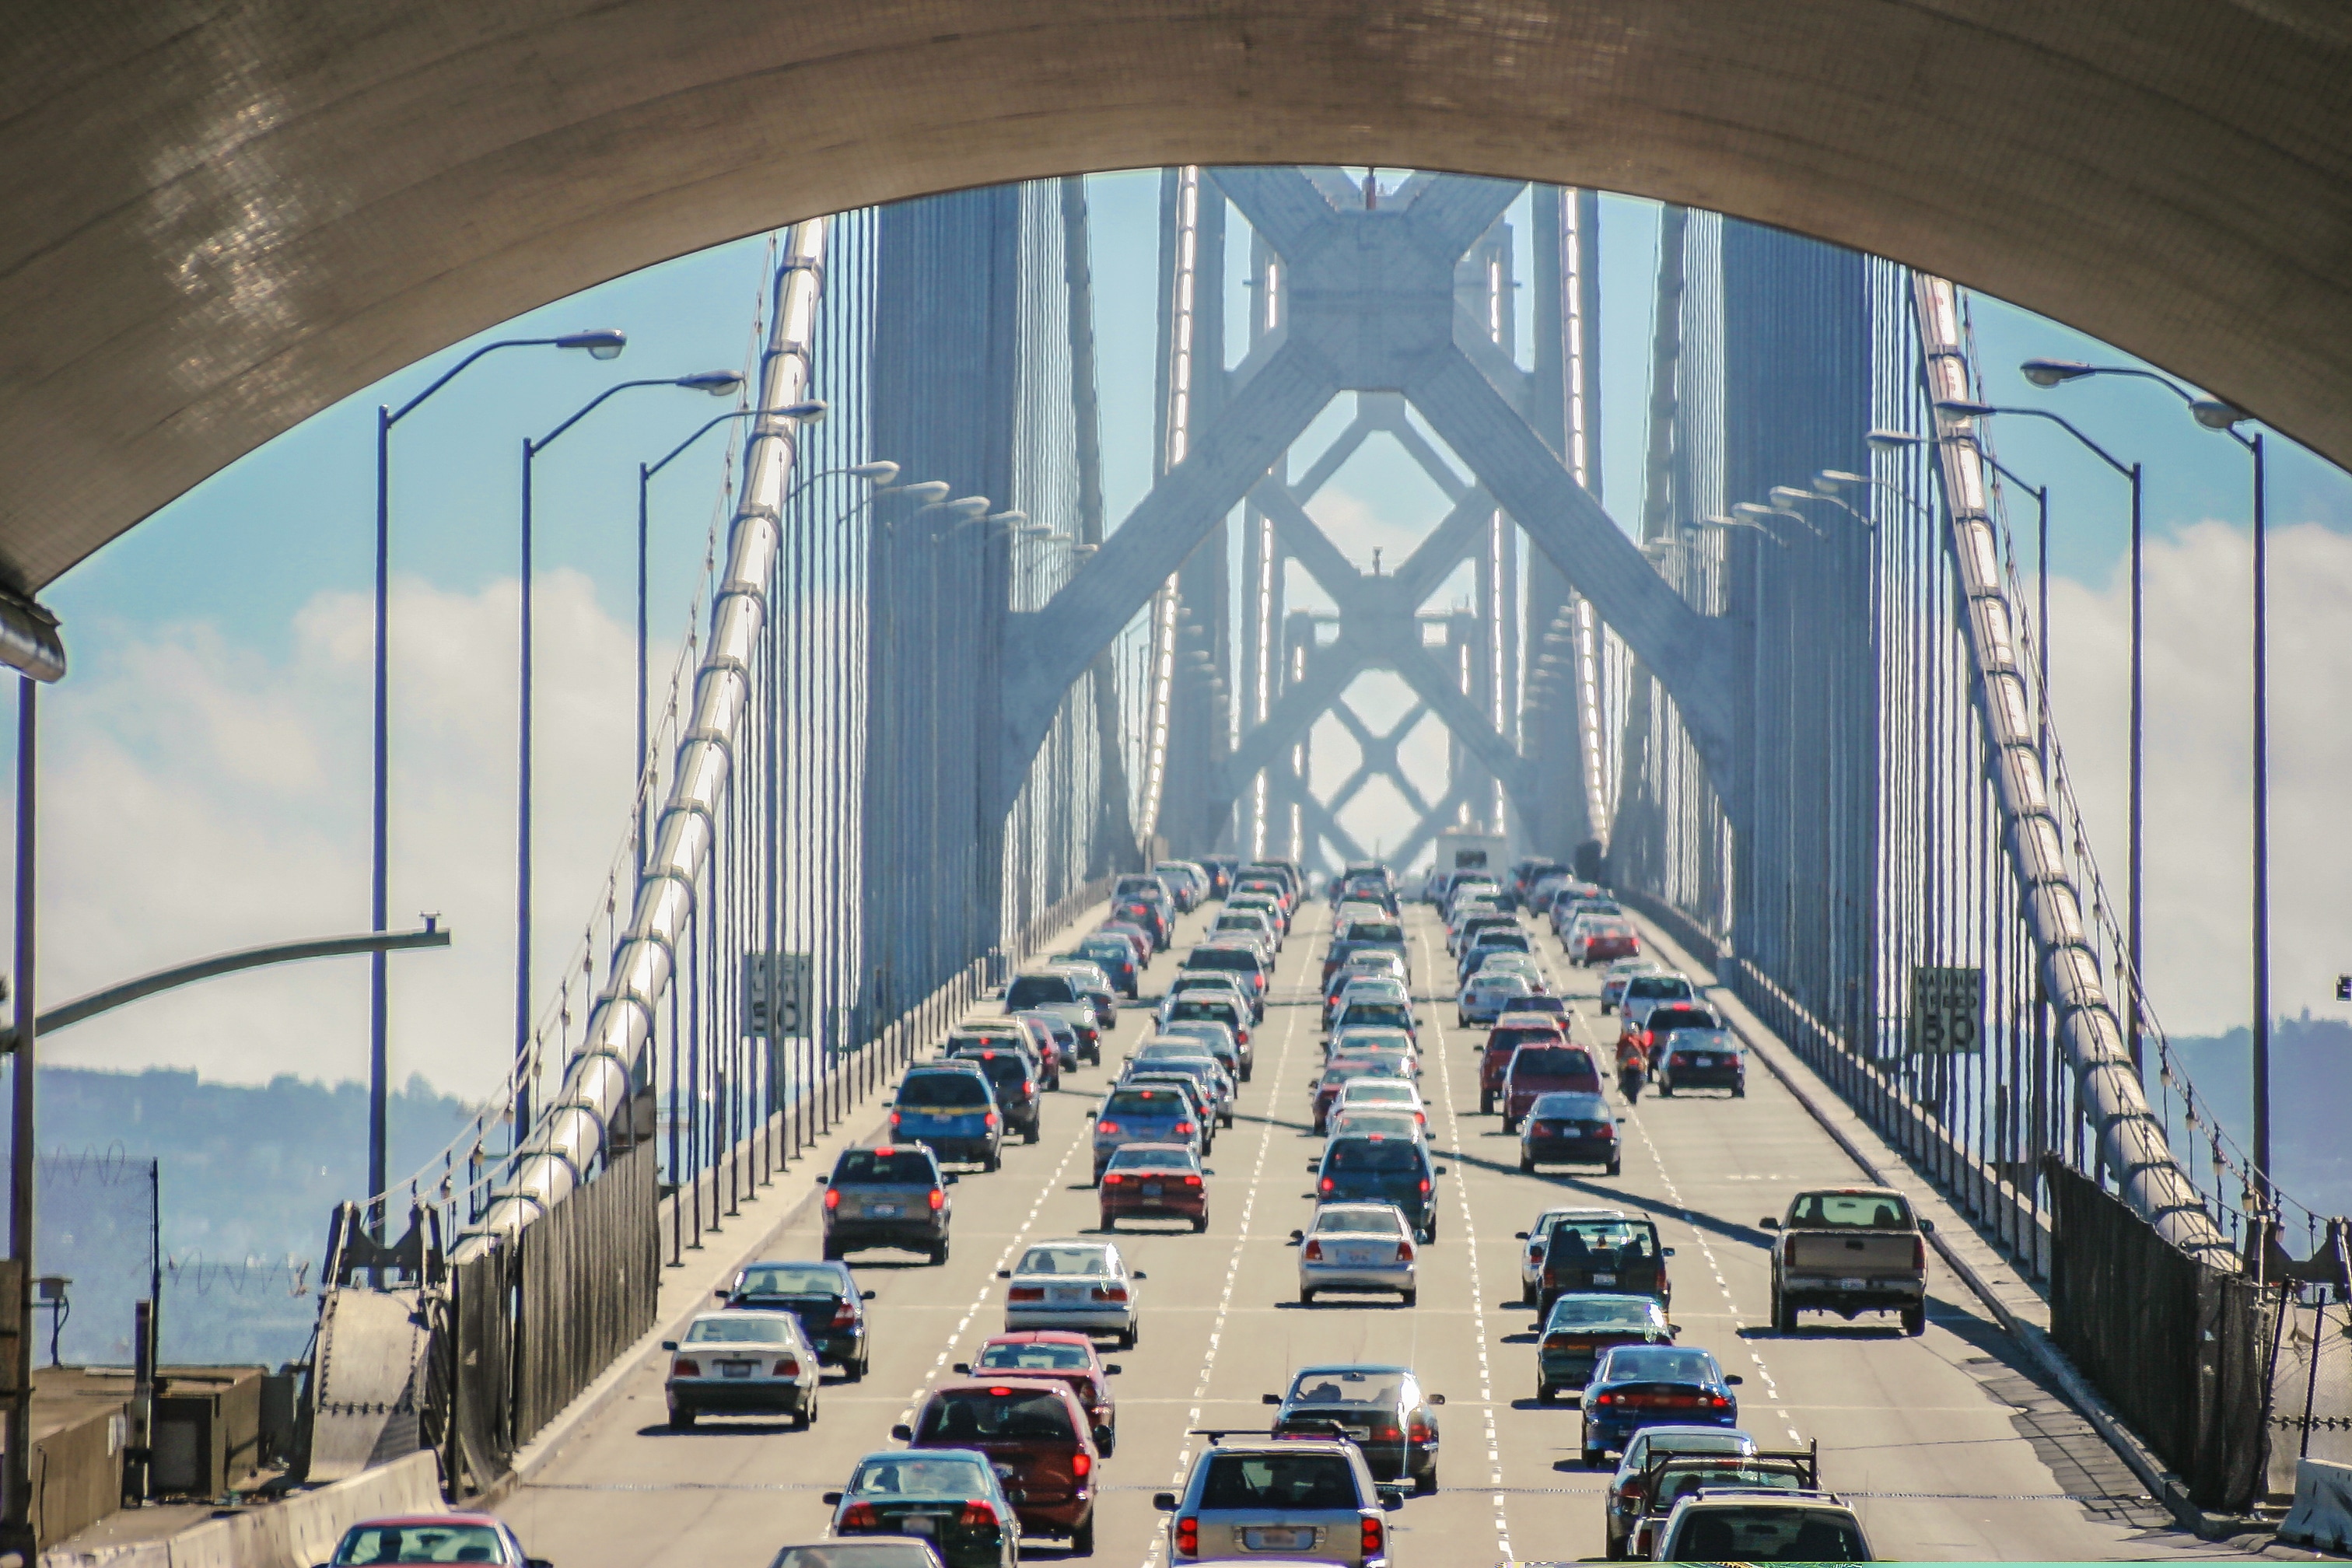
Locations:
663;1310;822;1428
1332;1078;1427;1132
999;1239;1147;1349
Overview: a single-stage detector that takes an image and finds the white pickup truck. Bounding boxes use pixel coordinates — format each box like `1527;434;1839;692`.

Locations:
1761;1186;1932;1335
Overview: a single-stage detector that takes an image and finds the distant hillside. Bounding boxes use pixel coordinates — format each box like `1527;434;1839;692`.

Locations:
2167;1013;2352;1228
7;1067;476;1367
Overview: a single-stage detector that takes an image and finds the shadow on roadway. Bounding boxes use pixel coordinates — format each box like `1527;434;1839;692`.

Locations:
1427;1140;1773;1251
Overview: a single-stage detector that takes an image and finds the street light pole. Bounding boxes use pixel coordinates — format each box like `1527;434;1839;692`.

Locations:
5;676;34;1558
515;370;743;1134
368;327;624;1227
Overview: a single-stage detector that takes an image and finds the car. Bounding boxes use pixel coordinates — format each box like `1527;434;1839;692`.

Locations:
1314;1133;1444;1242
768;1542;946;1568
1129;1044;1236;1127
1475;950;1548;991
1478;1015;1566;1113
1600;959;1667;1013
1624;1444;1818;1560
1498;991;1571;1026
1014;1008;1080;1076
1619;971;1699;1033
1290;1201;1419;1305
1308;1057;1411;1134
1762;1186;1930;1335
1159;1017;1245;1083
1154;1433;1405;1566
663;1309;822;1427
1328;994;1416;1042
1003;968;1097;1052
1161;986;1257;1048
1656;1027;1745;1097
1457;929;1534;983
1184;943;1269;1013
824;1449;1020;1568
1552;896;1625;940
889;1062;1004;1171
719;1258;875;1378
327;1516;545;1568
1335;915;1408;970
1326;1024;1418;1067
1568;915;1642;967
1519;1090;1622;1174
1155;859;1208;909
999;1238;1146;1347
1046;961;1120;1031
1457;970;1532;1027
1213;906;1281;954
1603;1427;1758;1561
1121;1070;1219;1152
897;1377;1103;1555
1332;1077;1427;1131
1068;936;1141;999
1533;1210;1671;1315
1648;1490;1867;1563
1095;922;1154;976
1580;1344;1742;1468
1263;1363;1444;1491
1111;897;1169;951
1099;1141;1209;1231
1535;1292;1677;1401
1090;1083;1202;1179
1448;911;1515;955
957;1331;1123;1455
1500;1039;1604;1132
1325;1106;1424;1143
821;1143;956;1265
947;1046;1043;1143
1327;974;1409;1025
1517;1206;1616;1300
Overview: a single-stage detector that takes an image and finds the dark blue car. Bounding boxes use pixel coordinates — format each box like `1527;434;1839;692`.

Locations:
1579;1343;1742;1468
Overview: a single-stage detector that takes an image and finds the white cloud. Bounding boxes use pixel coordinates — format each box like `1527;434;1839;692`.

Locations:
16;571;642;1104
2043;520;2352;1036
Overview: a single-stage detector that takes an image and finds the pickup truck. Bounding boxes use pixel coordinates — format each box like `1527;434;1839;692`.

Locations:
1762;1186;1931;1335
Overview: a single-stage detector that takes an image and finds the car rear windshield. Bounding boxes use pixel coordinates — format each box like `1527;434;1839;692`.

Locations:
1325;1139;1421;1171
1513;1047;1597;1077
1080;940;1129;962
979;1341;1094;1372
1653;1461;1808;1506
1647;1006;1719;1032
1346;922;1404;943
773;1545;940;1568
1545;1297;1660;1331
897;1073;989;1109
834;1150;940;1183
954;1052;1030;1089
1312;1209;1405;1235
1186;948;1261;974
1489;1025;1561;1052
918;1388;1074;1443
1006;975;1078;1006
1601;1347;1717;1384
1199;1451;1360;1510
735;1264;842;1297
1339;1003;1411;1026
1789;1192;1915;1229
1168;998;1240;1022
1104;1089;1181;1118
1015;1244;1111;1276
1531;1094;1609;1119
1104;1145;1198;1172
1671;1507;1867;1562
1288;1369;1402;1406
1547;1219;1660;1256
684;1315;796;1344
1626;976;1692;999
334;1526;506;1565
849;1455;992;1496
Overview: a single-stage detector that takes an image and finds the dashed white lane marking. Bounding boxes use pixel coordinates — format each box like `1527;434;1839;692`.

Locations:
1622;1110;1802;1444
1419;921;1511;1564
1138;908;1309;1568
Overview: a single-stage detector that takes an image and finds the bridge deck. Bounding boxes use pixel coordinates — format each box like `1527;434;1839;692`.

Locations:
494;899;2235;1564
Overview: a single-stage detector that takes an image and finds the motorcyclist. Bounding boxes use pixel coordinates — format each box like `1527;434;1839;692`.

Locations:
1615;1029;1650;1097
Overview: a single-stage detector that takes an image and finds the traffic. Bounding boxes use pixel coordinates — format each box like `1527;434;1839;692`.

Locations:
491;849;2158;1567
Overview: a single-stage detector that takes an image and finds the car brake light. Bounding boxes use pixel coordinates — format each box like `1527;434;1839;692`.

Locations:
1072;1451;1093;1476
1319;1177;1335;1193
1361;1516;1384;1557
1303;1239;1323;1261
958;1501;999;1529
1092;1284;1129;1303
1915;1234;1928;1271
876;1146;894;1157
1601;1124;1616;1139
1176;1515;1199;1555
1375;1423;1402;1440
929;1187;946;1211
1023;1080;1034;1095
1009;1286;1044;1302
889;1111;901;1128
1175;1121;1195;1135
832;1300;858;1325
1419;1177;1433;1195
1409;1416;1430;1441
1708;1392;1731;1409
1591;1391;1614;1405
1183;1174;1202;1187
984;1111;999;1129
672;1357;701;1377
839;1501;880;1529
1395;1241;1415;1262
1097;1121;1119;1135
1103;1172;1125;1185
772;1358;800;1377
823;1188;840;1210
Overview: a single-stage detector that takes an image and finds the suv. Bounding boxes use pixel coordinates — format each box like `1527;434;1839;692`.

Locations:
891;1062;1003;1170
820;1144;955;1265
719;1258;875;1379
1090;1084;1203;1182
1314;1134;1444;1242
1650;1490;1869;1563
1626;1444;1818;1560
947;1045;1043;1144
1479;1017;1569;1115
1154;1433;1405;1566
1533;1210;1671;1316
1500;1040;1603;1132
898;1378;1102;1556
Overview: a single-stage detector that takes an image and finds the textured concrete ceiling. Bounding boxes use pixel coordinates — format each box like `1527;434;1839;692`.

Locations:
5;1;2349;593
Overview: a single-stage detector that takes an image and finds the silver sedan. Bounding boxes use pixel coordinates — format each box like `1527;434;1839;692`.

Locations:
998;1239;1147;1348
1291;1202;1419;1307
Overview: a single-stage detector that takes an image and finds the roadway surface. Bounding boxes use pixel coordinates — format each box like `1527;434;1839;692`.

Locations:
499;897;2247;1564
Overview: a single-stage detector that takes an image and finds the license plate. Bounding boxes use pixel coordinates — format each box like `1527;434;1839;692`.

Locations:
1695;1055;1714;1066
871;1204;898;1217
1244;1528;1311;1551
1052;1284;1086;1303
721;1361;753;1378
1143;1182;1164;1196
1839;1276;1868;1290
903;1516;940;1538
1591;1272;1617;1286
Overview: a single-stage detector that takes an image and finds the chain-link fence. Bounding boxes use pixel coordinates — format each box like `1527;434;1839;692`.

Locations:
2270;1296;2352;1495
33;1150;157;1366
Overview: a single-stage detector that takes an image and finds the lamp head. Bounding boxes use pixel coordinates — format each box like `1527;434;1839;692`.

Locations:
1865;429;1922;450
2021;357;2093;388
1768;485;1813;506
679;370;746;397
985;509;1028;527
769;398;827;422
892;480;951;503
556;329;628;360
1731;502;1774;520
1934;398;1997;418
852;461;901;485
1815;470;1867;491
948;496;991;518
2191;398;2249;431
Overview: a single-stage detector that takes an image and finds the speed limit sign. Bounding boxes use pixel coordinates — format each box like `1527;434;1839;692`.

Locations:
1909;966;1983;1057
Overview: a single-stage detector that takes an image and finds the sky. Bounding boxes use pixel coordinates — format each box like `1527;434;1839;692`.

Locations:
2;170;2346;1138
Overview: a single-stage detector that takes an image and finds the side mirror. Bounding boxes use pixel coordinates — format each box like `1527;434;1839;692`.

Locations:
1759;1217;1780;1230
943;1174;958;1185
1262;1392;1283;1405
1104;1363;1123;1376
1662;1246;1676;1257
1289;1230;1305;1244
814;1174;828;1185
1153;1493;1178;1512
862;1290;877;1300
1093;1425;1113;1449
891;1423;913;1441
1514;1231;1529;1241
1433;1165;1449;1176
1380;1487;1408;1511
1085;1109;1098;1119
713;1287;730;1298
527;1559;555;1568
1668;1324;1682;1338
996;1269;1013;1279
952;1362;971;1374
1132;1270;1148;1280
1429;1393;1447;1405
1202;1167;1216;1176
1921;1218;1936;1232
821;1492;843;1506
660;1340;678;1352
1724;1374;1744;1386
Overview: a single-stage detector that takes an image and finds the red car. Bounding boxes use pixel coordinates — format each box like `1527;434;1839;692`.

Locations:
1113;899;1169;951
1479;1017;1569;1113
956;1330;1123;1456
1097;1142;1208;1232
896;1377;1103;1554
1502;1041;1603;1132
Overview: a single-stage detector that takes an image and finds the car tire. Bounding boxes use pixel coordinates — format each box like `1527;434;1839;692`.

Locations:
1519;1150;1535;1173
1501;1115;1518;1135
985;1147;1003;1172
848;1353;866;1382
1902;1304;1927;1337
1583;1446;1605;1469
1479;1090;1494;1115
821;1239;843;1262
1535;1381;1552;1403
1192;1216;1209;1233
1118;1321;1138;1350
1416;1465;1437;1496
1772;1286;1795;1335
1299;1287;1315;1306
1734;1082;1746;1098
1071;1517;1095;1557
796;1394;817;1430
1024;1123;1041;1146
1402;1287;1418;1307
668;1405;695;1429
1659;1081;1674;1097
930;1240;951;1267
1606;1162;1622;1178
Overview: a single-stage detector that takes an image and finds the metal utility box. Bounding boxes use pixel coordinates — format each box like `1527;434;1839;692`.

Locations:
151;1365;264;1498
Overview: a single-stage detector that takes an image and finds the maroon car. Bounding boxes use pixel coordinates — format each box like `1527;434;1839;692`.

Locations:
957;1330;1123;1456
1479;1017;1569;1114
1501;1041;1603;1132
897;1377;1102;1554
1097;1142;1208;1232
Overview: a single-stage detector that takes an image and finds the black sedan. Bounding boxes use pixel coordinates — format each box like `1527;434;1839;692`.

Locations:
720;1258;874;1379
1518;1091;1623;1175
1261;1362;1447;1493
1656;1027;1745;1097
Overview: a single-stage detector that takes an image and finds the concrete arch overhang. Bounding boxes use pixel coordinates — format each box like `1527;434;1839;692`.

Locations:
9;1;2350;597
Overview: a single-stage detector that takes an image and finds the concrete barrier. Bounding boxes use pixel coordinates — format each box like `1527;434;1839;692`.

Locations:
2280;1457;2352;1553
42;1451;443;1568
